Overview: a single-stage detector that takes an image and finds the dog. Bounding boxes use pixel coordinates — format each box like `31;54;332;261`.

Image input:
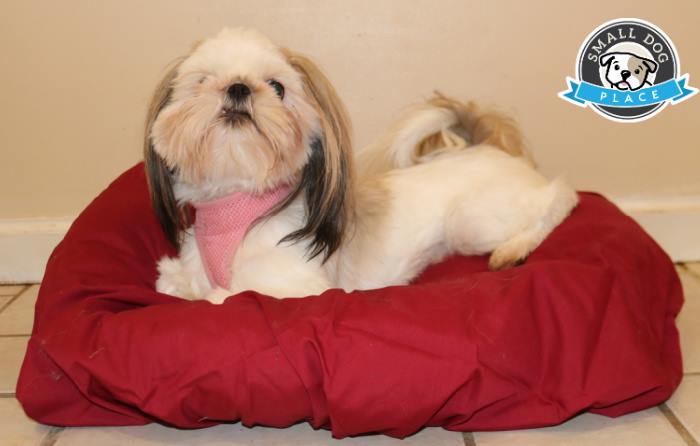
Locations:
146;28;579;303
600;52;658;91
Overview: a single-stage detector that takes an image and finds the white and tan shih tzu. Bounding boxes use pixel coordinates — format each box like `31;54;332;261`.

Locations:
146;28;579;303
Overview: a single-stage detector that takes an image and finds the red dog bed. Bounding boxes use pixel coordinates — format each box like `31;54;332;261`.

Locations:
17;164;682;438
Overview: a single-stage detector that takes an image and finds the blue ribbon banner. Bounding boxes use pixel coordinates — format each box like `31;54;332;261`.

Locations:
560;74;697;107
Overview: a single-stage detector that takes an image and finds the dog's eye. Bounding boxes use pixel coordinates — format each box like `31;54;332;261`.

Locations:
266;79;285;99
634;69;640;74
614;65;620;70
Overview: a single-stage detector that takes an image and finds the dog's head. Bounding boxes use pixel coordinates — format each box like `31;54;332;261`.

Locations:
600;52;658;91
144;28;353;260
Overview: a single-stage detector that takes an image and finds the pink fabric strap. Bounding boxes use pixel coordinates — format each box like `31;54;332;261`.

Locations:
193;185;292;289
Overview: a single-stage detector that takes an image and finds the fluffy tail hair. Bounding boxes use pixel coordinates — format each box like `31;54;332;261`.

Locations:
357;93;531;177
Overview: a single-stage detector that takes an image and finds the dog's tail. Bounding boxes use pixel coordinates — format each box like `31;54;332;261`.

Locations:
356;93;531;177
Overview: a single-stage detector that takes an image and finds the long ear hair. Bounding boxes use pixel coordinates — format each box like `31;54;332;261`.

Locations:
279;50;355;261
143;58;191;249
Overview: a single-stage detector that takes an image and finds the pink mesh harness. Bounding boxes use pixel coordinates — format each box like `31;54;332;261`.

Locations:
193;185;292;289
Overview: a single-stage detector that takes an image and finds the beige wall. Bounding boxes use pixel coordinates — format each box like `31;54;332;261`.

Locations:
2;0;699;219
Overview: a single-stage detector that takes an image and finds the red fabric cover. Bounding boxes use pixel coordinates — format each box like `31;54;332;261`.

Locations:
17;164;683;439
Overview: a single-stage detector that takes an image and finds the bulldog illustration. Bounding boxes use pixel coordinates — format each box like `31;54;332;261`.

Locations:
600;52;658;91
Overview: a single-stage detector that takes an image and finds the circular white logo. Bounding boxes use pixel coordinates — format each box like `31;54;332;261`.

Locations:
560;18;696;122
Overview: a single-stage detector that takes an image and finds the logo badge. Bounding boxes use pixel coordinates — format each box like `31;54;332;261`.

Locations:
560;18;696;122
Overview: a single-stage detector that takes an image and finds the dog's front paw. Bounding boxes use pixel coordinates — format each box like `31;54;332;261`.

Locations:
205;287;232;305
156;256;197;299
156;257;183;293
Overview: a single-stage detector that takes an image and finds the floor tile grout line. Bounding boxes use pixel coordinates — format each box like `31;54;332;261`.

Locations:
0;393;16;398
660;403;700;446
0;292;23;315
679;263;700;282
16;284;31;297
39;427;64;446
0;284;30;313
11;284;29;298
463;432;476;446
0;284;29;297
0;333;32;338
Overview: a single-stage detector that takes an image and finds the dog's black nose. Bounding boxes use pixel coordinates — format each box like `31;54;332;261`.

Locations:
227;83;251;102
621;70;631;80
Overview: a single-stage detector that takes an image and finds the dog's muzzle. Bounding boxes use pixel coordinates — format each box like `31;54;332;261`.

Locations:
221;107;253;125
223;83;254;125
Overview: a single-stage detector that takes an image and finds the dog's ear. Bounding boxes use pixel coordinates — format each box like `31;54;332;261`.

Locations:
143;58;191;249
279;50;354;261
600;53;617;67
642;58;658;73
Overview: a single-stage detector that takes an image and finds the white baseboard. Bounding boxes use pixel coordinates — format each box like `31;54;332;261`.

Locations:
0;196;698;283
611;195;700;263
0;218;73;283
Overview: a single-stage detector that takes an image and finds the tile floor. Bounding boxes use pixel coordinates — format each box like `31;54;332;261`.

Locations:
1;265;700;446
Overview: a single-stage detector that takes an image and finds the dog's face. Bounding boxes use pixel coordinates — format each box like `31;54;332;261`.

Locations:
144;28;353;258
152;28;318;195
600;52;657;91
